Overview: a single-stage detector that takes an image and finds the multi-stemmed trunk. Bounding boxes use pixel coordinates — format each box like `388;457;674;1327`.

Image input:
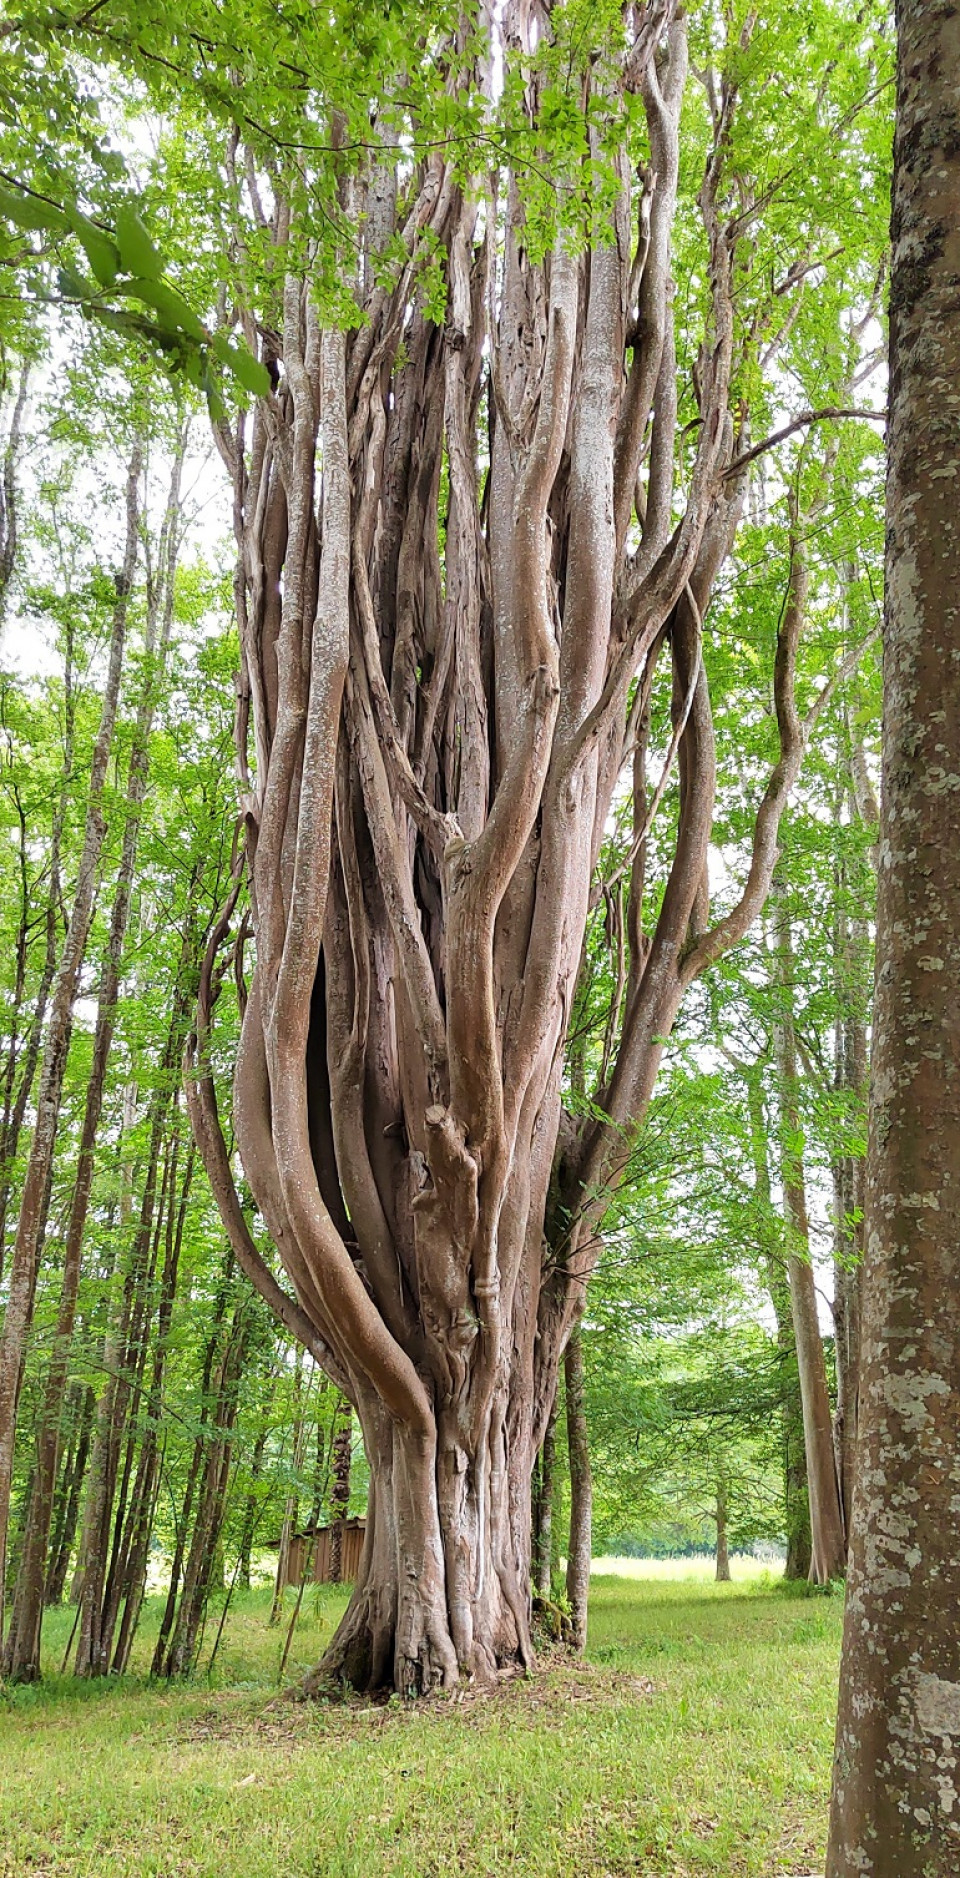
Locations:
183;4;858;1694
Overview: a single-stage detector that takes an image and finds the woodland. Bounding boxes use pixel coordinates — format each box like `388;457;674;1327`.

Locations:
0;1;956;1876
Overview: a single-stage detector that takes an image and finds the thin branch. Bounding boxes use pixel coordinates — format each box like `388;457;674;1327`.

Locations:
724;407;886;481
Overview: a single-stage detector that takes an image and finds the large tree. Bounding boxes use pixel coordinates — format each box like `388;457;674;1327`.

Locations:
16;0;887;1693
826;3;960;1872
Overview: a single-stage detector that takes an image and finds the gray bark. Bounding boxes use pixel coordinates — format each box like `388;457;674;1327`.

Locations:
827;7;960;1870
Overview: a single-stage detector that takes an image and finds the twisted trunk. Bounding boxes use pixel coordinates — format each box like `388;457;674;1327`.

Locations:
183;6;850;1694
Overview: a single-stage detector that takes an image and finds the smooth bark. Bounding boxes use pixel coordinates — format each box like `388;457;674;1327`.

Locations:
827;7;960;1869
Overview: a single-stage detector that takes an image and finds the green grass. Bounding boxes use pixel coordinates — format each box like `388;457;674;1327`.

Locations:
0;1574;841;1877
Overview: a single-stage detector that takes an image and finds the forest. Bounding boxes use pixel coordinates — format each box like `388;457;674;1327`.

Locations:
0;2;956;1876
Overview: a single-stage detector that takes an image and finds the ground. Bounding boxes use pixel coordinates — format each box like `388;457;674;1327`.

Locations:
0;1562;840;1877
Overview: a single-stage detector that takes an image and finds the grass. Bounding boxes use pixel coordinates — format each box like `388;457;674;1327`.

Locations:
0;1570;842;1878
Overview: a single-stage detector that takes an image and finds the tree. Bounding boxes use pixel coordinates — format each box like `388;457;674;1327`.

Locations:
3;0;890;1696
185;0;888;1698
826;5;960;1873
0;439;141;1640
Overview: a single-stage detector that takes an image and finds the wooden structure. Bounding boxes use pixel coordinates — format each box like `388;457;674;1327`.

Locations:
271;1517;366;1589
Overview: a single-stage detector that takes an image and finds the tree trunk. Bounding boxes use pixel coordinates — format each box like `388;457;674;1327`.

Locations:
182;7;852;1695
831;955;866;1539
157;1292;252;1679
328;1398;353;1586
0;614;76;1275
0;441;141;1640
45;1383;94;1604
827;7;960;1869
532;1389;558;1600
3;447;186;1681
773;901;847;1583
302;1389;529;1698
564;1330;591;1651
743;1068;812;1580
150;1290;227;1679
0;364;29;619
270;1355;307;1622
715;1475;731;1583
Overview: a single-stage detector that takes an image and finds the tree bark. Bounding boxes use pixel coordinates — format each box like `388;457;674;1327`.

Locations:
827;6;960;1869
564;1330;591;1650
328;1397;353;1586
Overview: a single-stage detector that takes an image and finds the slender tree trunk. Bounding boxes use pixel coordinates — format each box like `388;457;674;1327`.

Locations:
157;1296;252;1679
0;619;77;1274
831;925;867;1539
328;1397;352;1587
564;1329;592;1651
74;1077;178;1674
715;1474;731;1582
270;1355;306;1620
0;442;142;1639
743;1068;812;1579
827;8;960;1868
533;1390;559;1600
237;1383;276;1592
773;901;847;1583
4;452;186;1679
45;1383;93;1604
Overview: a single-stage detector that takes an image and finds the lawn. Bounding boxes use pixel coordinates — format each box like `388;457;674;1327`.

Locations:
0;1572;841;1878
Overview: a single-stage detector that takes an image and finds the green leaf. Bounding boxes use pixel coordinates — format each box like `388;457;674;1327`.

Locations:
0;184;69;236
115;202;164;281
121;276;206;342
65;207;120;288
211;331;271;396
204;363;228;424
57;263;93;303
